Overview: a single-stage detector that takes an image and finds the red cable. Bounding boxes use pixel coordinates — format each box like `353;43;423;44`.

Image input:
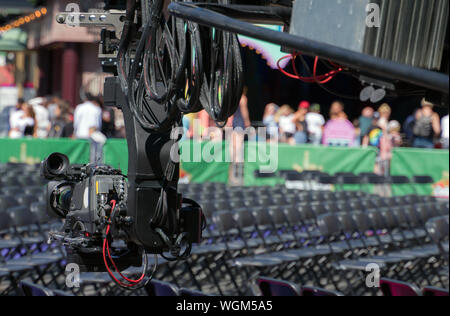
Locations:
277;54;343;84
102;200;146;287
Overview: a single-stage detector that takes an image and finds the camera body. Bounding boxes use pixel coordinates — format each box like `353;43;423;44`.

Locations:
42;153;203;272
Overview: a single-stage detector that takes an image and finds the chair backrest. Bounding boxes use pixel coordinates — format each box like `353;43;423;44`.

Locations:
301;286;344;297
437;201;450;216
310;204;327;216
426;216;449;244
298;205;316;221
380;278;422;296
335;201;351;213
14;194;35;207
30;202;51;224
7;206;37;227
20;281;54;296
257;277;301;296
348;200;363;210
230;199;246;209
317;213;341;237
415;204;433;223
145;280;180;296
214;200;231;211
403;206;422;227
366;209;386;230
423;287;449;297
390;207;410;229
200;202;214;217
213;211;238;233
284;206;303;225
0;212;12;231
351;211;372;232
337;212;358;233
379;208;399;230
268;207;288;226
0;196;17;212
253;208;274;227
235;210;257;231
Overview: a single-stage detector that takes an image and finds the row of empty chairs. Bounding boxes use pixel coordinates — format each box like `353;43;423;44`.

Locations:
255;277;448;296
1;163;448;296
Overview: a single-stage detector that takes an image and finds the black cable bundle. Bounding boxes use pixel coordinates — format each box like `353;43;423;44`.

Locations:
116;0;244;133
198;0;244;126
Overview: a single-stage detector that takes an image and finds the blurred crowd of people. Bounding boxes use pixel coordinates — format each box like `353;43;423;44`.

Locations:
7;94;125;140
262;98;449;151
6;92;449;155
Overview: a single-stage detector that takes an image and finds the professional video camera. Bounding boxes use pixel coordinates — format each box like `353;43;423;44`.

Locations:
48;0;447;289
42;152;204;278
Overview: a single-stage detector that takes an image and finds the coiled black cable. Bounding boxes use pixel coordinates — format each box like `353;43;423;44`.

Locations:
117;0;244;132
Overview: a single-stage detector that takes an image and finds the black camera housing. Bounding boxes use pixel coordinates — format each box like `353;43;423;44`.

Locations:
42;152;204;272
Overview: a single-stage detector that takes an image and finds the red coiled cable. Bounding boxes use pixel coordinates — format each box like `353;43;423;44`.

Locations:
277;53;343;84
102;200;146;287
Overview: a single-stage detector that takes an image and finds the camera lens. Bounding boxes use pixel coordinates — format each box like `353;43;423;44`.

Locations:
42;153;70;179
48;183;73;218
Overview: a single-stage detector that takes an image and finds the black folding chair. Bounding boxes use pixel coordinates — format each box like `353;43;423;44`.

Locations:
380;278;422;296
145;280;180;296
257;277;301;296
20;280;54;296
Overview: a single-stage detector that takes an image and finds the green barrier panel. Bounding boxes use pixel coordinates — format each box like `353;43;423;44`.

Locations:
180;141;230;183
0;138;90;165
5;138;446;196
103;138;128;173
391;148;449;197
103;140;230;183
244;143;378;187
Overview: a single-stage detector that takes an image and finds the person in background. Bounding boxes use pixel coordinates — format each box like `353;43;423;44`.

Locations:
8;98;26;138
323;101;354;146
353;119;361;147
232;86;251;131
198;109;217;140
305;103;325;145
28;97;51;138
47;95;61;122
387;120;403;148
293;101;310;145
276;105;296;144
377;120;402;178
48;100;73;138
74;93;103;139
359;107;374;140
229;88;251;185
329;100;348;120
263;103;279;138
403;109;418;146
11;103;36;138
362;112;382;148
113;108;126;138
377;103;392;131
412;99;441;149
101;97;116;138
441;113;449;149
